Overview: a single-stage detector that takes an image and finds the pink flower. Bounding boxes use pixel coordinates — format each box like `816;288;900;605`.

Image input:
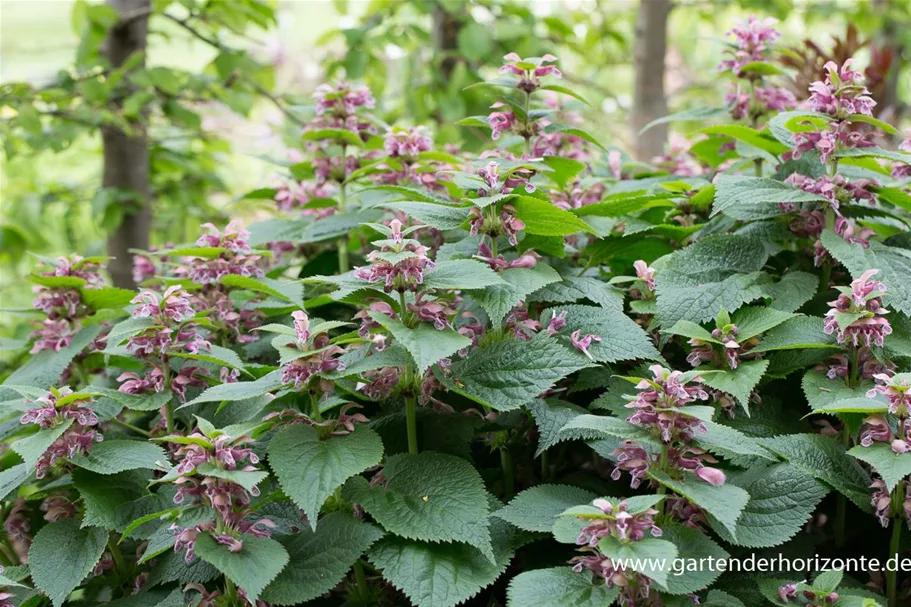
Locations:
546;310;567;336
867;373;911;418
575;498;662;547
570;330;601;358
29;318;74;354
355;222;435;293
487;105;517;141
313;82;375;117
633;260;656;292
695;466;727;486
718;15;781;76
292;310;311;346
824;269;892;347
384;127;432;158
499;53;561;92
407;293;456;330
807;59;877;118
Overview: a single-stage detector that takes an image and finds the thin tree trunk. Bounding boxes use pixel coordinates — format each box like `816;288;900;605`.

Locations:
632;0;672;161
432;5;461;81
103;0;151;289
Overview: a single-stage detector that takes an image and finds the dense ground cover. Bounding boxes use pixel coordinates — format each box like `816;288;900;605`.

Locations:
2;11;911;607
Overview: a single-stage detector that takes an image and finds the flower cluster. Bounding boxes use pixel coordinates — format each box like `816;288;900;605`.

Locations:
30;255;105;355
807;59;876;118
20;387;102;478
499;53;561;93
687;323;760;370
570;498;664;606
823;269;892;348
355;219;436;292
778;583;840;606
185;221;264;284
169;431;275;562
279;310;346;390
311;81;376;138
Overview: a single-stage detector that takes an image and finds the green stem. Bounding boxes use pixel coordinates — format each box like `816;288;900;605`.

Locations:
109;417;151;438
753;158;762;177
888;520;902;607
164;401;175;434
108;534;127;588
850;347;861;389
836;425;851;548
540;449;549;482
310;391;322;422
523;90;531;156
398;289;409;324
501;447;515;500
405;395;419;455
353;559;369;600
337;179;349;274
225;578;238;604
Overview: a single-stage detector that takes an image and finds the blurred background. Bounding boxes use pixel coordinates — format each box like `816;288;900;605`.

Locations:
1;0;909;318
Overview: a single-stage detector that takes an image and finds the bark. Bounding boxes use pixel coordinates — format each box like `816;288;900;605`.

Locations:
432;4;461;81
632;0;672;161
103;0;151;289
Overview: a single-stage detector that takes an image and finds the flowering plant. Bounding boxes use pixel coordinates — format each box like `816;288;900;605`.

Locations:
3;14;911;607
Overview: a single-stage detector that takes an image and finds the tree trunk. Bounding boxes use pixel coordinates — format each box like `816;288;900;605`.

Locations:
632;0;672;161
432;4;461;81
103;0;151;289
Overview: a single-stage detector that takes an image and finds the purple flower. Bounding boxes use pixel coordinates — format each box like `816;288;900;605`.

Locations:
860;414;894;447
499;52;561;92
487;104;517;140
132;285;196;323
867;372;911;418
546;310;567;336
292;310;311;346
29;318;74;354
633;260;656;292
871;478;892;527
408;293;456;330
610;440;651;489
358;367;401;401
476;160;535;196
313;82;376;117
807;59;877;118
384;127;432;158
779;583;798;603
718;15;781;76
355;220;435;293
892;135;911;179
20;387;98;429
570;330;601;358
824;269;892;347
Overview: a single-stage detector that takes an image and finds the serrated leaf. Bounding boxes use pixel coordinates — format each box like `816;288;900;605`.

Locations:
493;484;598;532
0;463;28;500
698;421;777;466
302;127;364;147
655;234;768;327
440;334;591;411
639;107;728;133
597;536;677;587
648;470;750;537
701;359;769;410
507;568;618;607
704;590;747;607
765;272;819;313
194;533;289;601
69;440;169;474
849;443;911;492
220;275;303;307
511;196;594;236
468;264;562;325
383;201;468;230
343;452;494;561
81;286;136;310
368;311;469;373
262;512;385;605
171;344;248;372
821;230;911;315
28;518;107;607
801;370;885;414
182;370;284;407
731;306;796;340
527;275;623;310
710;463;828;548
657;524;728;594
268;424;383;530
368;519;514;607
74;469;148;531
195;463;268;493
557;413;661;448
752;316;836;352
701;125;789;156
712;175;826;217
762;433;872;511
525;398;587;456
421;259;505;290
542;305;661;363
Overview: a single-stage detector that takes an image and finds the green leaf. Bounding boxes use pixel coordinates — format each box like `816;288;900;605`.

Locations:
697;421;777;467
262;513;385;605
69;440;169;475
541;156;587;188
182;370;284;407
28;518;107;607
648;470;750;537
701;359;769;409
81;286;136;310
801;370;885;414
539;84;591;106
468;264;562;325
368;519;514;607
738;61;786;76
655;234;768;328
849;443;911;492
542;305;661;363
835;146;911;163
13;418;74;472
525;398;587;457
220;275;303;308
762;434;872;511
712;175;827;217
700;125;789;156
752;316;836;352
657;524;729;594
440;334;592;411
268;424;383;529
73;469;148;531
821;230;911;315
343;452;494;560
597;536;677;587
542;123;605;150
422;260;505;290
507;568;618;607
194;533;289;601
171;344;248;373
368;312;470;373
732;306;796;340
302;127;364;147
639;107;728;133
0;464;29;501
0;324;104;401
557;414;660;448
664;320;718;343
383;202;468;230
710;463;828;548
493;484;598;533
195;463;268;493
527;275;623;310
512;196;595;236
704;590;746;607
